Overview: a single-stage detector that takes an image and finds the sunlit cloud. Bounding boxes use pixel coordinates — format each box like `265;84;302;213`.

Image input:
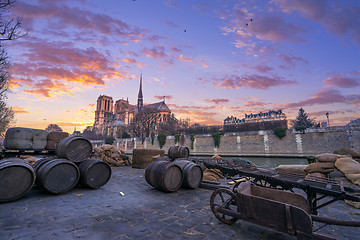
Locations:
199;74;297;89
143;46;167;59
273;0;360;46
177;55;195;63
200;59;208;68
12;106;29;114
154;95;172;100
284;88;360;108
323;74;360;88
205;98;229;104
278;53;309;68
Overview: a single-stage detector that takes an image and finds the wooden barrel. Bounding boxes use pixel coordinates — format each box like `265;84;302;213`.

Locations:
145;160;183;192
77;159;111;189
0;158;35;202
173;160;203;189
36;159;79;194
56;136;92;163
168;146;189;160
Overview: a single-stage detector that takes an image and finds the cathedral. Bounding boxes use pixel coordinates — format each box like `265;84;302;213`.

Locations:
93;75;172;137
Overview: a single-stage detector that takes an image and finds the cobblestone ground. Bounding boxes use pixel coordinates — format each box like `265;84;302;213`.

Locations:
1;166;360;240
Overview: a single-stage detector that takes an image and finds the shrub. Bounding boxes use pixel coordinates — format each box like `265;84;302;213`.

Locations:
212;132;223;148
174;134;180;144
274;127;287;139
157;134;167;149
122;132;131;138
151;135;155;145
295;125;307;133
105;136;115;145
190;134;195;149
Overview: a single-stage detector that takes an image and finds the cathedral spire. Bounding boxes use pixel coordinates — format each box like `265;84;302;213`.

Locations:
137;74;143;110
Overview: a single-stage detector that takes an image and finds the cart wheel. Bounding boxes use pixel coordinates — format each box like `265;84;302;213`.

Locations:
252;178;288;190
210;188;238;225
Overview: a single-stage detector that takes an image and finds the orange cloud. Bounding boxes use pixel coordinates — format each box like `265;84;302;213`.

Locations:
177;54;195;63
12;106;29;114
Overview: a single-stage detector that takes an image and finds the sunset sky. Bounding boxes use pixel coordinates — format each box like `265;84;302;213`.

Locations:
6;0;360;133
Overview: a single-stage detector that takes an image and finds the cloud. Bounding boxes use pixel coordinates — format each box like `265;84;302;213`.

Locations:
205;99;229;104
12;1;146;42
161;20;180;29
278;53;309;68
170;46;182;53
168;103;219;124
200;59;208;68
143;46;167;59
253;65;273;73
177;55;196;63
243;101;267;108
323;74;360;88
273;0;360;46
199;74;297;89
121;58;144;69
284;88;360;108
154;95;172;100
12;106;29;114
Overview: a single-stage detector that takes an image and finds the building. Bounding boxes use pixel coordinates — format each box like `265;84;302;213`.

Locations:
224;110;287;125
223;110;288;132
93;75;173;137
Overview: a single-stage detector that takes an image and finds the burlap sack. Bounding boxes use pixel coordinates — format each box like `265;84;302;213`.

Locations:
275;165;306;175
315;153;341;163
335;157;360;175
305;172;327;179
345;174;360;186
94;144;130;167
202;168;224;181
303;162;335;174
333;148;360;158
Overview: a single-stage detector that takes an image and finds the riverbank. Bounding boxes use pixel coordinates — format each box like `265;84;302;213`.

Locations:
1;166;360;240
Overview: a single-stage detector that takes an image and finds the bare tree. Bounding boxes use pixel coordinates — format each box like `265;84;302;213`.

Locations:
129;112;159;137
0;0;27;134
45;124;63;132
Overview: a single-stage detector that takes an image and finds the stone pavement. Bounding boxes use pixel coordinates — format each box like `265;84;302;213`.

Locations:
1;166;360;240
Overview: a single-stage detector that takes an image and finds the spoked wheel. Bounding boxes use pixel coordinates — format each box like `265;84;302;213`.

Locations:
210;188;239;225
251;178;292;191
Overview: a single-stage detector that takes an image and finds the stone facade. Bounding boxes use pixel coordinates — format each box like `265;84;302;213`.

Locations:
93;125;360;157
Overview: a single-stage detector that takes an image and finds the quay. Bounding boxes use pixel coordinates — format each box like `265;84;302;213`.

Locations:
1;166;360;240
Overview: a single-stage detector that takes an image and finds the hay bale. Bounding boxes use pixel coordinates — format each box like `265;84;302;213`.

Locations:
303;162;336;174
46;132;69;150
132;149;165;169
275;165;306;175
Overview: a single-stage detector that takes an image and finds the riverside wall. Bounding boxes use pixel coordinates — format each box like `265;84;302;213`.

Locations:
91;126;360;157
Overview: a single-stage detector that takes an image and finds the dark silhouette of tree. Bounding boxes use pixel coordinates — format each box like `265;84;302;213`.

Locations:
0;0;28;134
45;124;63;132
129;112;159;137
292;108;316;129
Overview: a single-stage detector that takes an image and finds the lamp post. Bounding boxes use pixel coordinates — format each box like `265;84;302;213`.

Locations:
326;112;330;127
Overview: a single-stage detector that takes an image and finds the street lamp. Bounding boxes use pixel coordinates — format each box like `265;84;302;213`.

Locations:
326;112;330;127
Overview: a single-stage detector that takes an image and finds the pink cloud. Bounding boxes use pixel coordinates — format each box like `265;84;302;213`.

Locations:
278;53;309;68
243;101;267;108
253;65;273;73
143;46;167;59
205;99;229;104
170;46;182;53
154;95;173;100
199;74;297;89
323;74;360;88
284;88;360;108
273;0;360;46
177;55;195;63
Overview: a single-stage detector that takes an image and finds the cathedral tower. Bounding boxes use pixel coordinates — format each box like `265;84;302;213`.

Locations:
137;74;143;110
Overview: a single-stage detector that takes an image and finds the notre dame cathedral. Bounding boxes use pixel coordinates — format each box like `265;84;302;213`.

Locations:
93;75;174;137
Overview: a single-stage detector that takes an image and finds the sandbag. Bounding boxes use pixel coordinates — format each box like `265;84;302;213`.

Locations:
333;148;360;158
303;162;336;174
315;153;342;163
202;168;224;182
94;144;131;167
335;157;360;175
345;174;360;186
275;165;306;175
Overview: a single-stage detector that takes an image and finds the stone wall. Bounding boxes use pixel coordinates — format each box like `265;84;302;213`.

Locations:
91;126;360;157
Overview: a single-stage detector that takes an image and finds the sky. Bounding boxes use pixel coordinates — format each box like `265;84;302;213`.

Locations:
5;0;360;133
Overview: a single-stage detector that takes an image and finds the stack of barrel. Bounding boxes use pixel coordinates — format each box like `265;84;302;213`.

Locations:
145;146;203;192
0;135;112;203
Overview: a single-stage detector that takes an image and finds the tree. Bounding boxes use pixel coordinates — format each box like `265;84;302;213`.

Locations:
129;112;159;137
292;108;316;129
45;124;63;132
0;0;27;134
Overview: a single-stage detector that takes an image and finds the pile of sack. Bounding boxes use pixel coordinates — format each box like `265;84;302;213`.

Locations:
303;153;341;177
202;154;225;182
94;144;131;167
